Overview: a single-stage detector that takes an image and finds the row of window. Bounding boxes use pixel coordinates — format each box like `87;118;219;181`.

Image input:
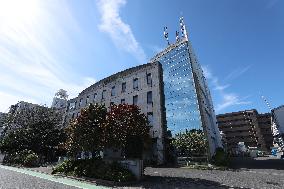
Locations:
69;91;153;110
71;110;154;126
68;72;153;110
114;91;153;106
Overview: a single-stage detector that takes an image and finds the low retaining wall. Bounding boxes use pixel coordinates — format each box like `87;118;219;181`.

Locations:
118;159;143;180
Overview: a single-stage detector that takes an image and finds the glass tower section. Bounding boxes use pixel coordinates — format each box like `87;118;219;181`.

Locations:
151;20;222;156
150;38;221;150
151;40;202;134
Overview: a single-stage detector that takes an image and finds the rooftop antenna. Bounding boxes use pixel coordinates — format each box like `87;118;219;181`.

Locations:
163;26;170;45
175;30;180;42
261;95;272;111
179;16;188;41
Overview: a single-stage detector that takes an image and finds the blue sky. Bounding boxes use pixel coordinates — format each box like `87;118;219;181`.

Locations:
0;0;283;114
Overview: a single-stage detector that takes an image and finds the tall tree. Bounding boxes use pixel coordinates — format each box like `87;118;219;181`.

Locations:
103;104;150;158
172;129;207;157
0;104;65;161
64;103;107;156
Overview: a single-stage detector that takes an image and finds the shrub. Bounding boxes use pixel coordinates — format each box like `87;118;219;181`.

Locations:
23;152;39;167
3;150;39;167
3;153;18;165
52;159;75;174
212;147;229;166
102;162;135;182
52;159;135;182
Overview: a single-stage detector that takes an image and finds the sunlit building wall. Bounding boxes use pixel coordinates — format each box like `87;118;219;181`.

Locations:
65;62;167;164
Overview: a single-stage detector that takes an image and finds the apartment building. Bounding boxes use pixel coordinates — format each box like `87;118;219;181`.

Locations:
217;109;271;152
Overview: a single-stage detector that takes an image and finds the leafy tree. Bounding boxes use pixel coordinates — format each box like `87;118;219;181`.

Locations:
0;104;65;162
64;103;107;156
103;104;150;158
172;129;207;157
64;104;150;159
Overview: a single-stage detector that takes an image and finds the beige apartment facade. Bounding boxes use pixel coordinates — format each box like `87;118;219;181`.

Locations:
217;109;270;152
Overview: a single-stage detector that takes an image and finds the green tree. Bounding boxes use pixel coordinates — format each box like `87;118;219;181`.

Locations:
103;104;150;158
172;129;207;157
0;104;65;162
64;103;107;156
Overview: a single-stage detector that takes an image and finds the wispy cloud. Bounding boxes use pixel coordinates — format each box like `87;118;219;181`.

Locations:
202;66;251;113
224;65;251;81
148;44;164;54
96;0;146;63
0;92;37;113
0;1;95;112
215;94;251;112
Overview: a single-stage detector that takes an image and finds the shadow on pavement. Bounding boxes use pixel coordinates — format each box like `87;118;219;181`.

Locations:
229;157;284;170
114;175;248;189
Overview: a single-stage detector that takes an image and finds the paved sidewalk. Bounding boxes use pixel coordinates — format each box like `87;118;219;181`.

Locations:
0;165;108;189
26;162;284;189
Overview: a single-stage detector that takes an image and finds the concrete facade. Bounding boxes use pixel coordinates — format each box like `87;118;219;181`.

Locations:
64;22;223;161
65;38;223;161
257;113;273;150
65;62;167;164
217;109;269;153
8;101;39;116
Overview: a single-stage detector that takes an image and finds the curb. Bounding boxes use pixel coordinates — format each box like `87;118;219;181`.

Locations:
63;175;138;187
27;167;139;187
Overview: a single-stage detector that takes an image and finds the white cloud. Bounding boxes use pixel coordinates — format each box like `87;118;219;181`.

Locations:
224;65;251;81
216;93;251;112
0;0;95;112
0;92;38;113
96;0;146;63
202;66;251;113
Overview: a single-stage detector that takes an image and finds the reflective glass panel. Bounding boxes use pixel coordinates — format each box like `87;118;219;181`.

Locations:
157;41;202;134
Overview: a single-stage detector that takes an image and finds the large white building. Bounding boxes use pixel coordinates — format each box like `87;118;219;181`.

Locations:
64;18;222;164
65;62;166;163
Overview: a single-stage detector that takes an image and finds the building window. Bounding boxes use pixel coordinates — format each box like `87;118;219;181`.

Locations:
147;112;153;126
93;93;97;101
133;78;138;90
122;82;126;93
111;86;115;96
147;91;153;104
121;99;125;104
86;96;90;104
102;90;106;100
79;98;83;107
71;113;75;119
69;102;76;109
133;95;138;105
147;73;152;86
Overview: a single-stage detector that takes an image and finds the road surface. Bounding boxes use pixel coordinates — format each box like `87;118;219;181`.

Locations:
0;165;107;189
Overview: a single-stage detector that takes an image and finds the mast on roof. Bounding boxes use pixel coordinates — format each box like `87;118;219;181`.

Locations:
175;30;180;42
163;26;170;45
179;16;188;41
